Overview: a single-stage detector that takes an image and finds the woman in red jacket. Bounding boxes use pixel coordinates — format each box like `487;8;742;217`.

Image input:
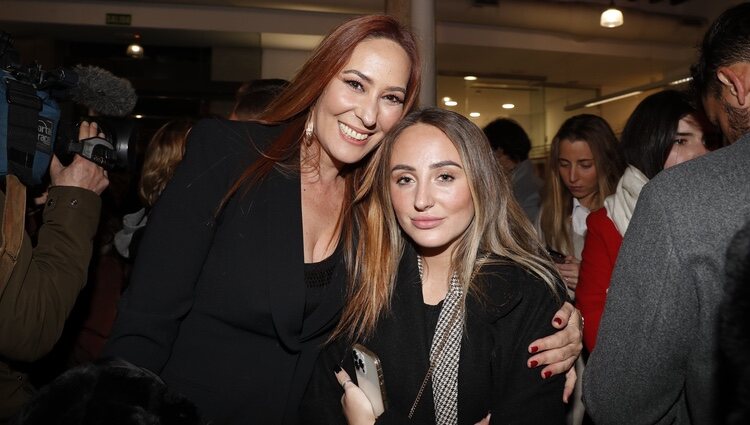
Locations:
576;90;715;352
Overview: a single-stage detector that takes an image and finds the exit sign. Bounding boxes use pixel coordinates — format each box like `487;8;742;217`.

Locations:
106;13;132;26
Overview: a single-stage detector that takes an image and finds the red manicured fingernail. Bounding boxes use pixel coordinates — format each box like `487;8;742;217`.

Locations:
530;346;539;353
554;317;563;325
544;371;552;379
529;360;538;368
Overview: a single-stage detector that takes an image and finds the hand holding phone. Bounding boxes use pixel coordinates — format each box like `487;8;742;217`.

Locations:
352;344;387;416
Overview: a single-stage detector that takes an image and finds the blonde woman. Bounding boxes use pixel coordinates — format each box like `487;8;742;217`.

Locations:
304;108;568;424
538;114;624;425
539;114;625;295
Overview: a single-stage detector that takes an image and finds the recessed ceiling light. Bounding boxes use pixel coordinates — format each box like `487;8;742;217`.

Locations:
469;112;480;117
445;100;458;106
443;96;452;102
464;76;477;81
502;103;515;109
134;114;144;119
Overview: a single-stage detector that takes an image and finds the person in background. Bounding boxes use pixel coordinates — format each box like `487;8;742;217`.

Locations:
583;3;750;424
229;78;289;121
114;118;194;261
576;90;711;352
0;122;109;422
303;108;567;424
719;218;750;425
538;114;625;425
539;114;625;297
483;118;543;223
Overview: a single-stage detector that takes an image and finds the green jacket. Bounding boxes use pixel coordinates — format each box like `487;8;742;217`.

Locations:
0;185;101;422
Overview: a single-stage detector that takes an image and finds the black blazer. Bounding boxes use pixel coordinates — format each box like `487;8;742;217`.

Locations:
301;244;566;424
104;119;346;425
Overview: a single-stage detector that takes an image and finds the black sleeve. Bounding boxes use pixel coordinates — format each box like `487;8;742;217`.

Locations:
102;119;267;372
300;339;349;425
490;269;566;424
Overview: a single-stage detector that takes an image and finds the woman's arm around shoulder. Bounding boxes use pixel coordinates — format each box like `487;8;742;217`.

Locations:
301;338;350;425
484;263;567;424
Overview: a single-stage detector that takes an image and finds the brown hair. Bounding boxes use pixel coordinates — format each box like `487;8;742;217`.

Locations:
539;114;625;254
333;108;563;341
139;118;193;207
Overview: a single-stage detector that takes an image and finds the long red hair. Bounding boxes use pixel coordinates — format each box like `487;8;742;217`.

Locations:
221;14;422;206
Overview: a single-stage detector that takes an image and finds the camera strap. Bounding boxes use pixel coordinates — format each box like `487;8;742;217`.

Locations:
0;174;26;296
4;78;43;186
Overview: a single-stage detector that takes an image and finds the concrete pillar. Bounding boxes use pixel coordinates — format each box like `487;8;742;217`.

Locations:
387;0;436;108
385;0;410;22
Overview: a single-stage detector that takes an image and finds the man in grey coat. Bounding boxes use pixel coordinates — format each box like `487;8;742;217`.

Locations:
583;4;750;424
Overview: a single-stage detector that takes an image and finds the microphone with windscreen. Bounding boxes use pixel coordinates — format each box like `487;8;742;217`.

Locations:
1;32;139;186
44;65;137;117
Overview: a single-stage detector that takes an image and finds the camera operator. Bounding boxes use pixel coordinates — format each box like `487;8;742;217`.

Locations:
0;121;108;422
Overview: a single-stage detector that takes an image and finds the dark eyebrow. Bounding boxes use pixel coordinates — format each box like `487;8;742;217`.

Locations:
391;164;414;172
431;160;462;169
342;69;407;94
390;160;462;173
675;132;694;136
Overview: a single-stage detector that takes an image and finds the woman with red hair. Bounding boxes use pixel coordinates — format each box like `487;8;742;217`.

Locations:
104;15;581;425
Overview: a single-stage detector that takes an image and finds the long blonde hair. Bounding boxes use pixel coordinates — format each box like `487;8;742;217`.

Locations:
539;114;624;254
333;108;563;341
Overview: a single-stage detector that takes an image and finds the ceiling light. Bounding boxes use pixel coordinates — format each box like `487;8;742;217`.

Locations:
464;76;477;81
600;2;624;28
127;34;144;59
469;112;480;117
445;100;458;106
502;103;515;109
669;77;693;86
585;91;642;108
443;97;452;102
134;114;144;119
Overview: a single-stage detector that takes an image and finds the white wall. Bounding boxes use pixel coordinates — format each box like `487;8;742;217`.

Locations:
261;48;311;80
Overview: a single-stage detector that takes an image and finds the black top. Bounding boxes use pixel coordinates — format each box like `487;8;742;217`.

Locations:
304;244;342;318
104;118;347;425
301;244;566;424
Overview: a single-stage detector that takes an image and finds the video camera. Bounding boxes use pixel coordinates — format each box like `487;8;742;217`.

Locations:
0;31;138;188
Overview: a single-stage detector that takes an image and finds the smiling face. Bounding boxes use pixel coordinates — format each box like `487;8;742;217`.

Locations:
664;114;709;169
310;37;411;169
558;139;599;209
389;123;475;257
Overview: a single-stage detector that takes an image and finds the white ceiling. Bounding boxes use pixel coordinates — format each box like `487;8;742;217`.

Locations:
0;0;743;90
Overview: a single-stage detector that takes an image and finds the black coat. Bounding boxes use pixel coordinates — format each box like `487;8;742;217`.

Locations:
104;119;346;425
301;244;566;424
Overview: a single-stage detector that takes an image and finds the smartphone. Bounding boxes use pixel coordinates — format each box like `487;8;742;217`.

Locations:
547;248;567;264
352;343;387;416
